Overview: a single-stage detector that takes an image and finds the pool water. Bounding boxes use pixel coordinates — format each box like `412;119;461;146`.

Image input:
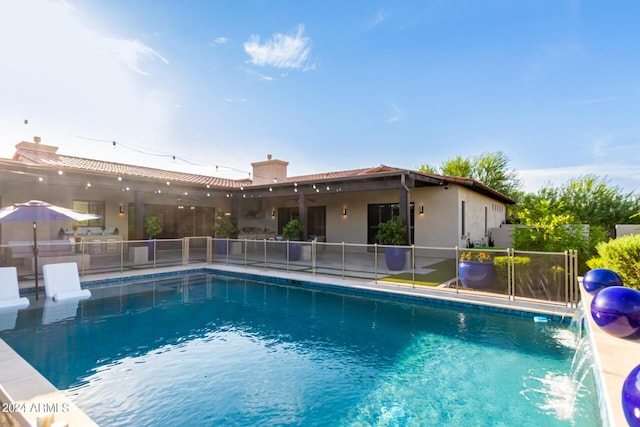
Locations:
1;272;600;426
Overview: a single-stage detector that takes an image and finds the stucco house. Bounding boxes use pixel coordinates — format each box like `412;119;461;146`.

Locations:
0;137;514;249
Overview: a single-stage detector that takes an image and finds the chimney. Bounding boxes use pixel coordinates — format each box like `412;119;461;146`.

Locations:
251;154;288;185
14;137;59;157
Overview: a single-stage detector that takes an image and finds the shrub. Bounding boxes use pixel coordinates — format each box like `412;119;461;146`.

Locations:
282;218;304;241
589;234;640;289
214;212;238;238
144;215;163;239
376;217;407;246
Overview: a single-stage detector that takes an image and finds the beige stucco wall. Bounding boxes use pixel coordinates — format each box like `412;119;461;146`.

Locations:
456;186;506;247
281;184;509;248
615;224;640;238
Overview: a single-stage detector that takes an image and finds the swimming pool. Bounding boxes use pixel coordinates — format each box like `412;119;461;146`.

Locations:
1;271;599;426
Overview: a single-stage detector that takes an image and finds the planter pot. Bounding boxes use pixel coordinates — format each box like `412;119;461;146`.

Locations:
459;261;494;288
385;246;407;271
286;242;302;261
146;240;156;261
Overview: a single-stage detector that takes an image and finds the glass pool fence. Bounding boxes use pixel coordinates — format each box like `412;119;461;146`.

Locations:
1;237;579;308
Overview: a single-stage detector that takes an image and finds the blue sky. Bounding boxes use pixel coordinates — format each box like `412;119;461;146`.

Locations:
1;0;639;193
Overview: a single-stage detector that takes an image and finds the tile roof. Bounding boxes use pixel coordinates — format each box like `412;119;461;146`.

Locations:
285;165;404;183
14;147;245;189
11;145;514;204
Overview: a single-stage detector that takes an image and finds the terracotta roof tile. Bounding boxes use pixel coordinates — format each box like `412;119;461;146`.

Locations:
15;148;244;189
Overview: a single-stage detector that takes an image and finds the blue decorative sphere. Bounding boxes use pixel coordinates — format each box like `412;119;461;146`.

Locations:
583;268;623;294
590;286;640;338
623;364;640;427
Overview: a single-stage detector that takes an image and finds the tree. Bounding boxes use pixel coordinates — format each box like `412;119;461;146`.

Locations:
518;175;640;231
418;151;522;199
512;199;607;273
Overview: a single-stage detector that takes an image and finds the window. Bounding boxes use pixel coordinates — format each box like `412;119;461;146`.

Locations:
367;203;414;244
73;200;105;228
484;206;488;236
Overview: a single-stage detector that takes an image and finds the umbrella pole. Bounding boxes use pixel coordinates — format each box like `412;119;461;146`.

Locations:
32;222;39;300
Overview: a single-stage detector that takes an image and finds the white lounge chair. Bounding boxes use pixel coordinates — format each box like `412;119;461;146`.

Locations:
0;267;29;309
42;262;91;301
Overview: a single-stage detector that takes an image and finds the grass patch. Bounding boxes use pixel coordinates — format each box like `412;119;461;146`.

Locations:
381;258;457;287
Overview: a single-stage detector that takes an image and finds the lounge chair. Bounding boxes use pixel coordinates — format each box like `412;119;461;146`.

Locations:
42;262;91;301
0;267;29;309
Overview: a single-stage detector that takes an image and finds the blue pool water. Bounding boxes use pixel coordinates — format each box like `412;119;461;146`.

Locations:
1;272;599;426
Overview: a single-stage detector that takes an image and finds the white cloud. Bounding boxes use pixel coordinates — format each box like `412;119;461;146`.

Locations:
369;9;386;28
212;37;228;45
583;96;621;104
520;164;640;193
224;97;247;103
101;37;169;76
244;24;312;70
386;103;403;123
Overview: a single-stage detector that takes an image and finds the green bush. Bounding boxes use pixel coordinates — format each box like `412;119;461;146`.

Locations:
376;217;407;245
144;215;163;239
589;234;640;289
282;218;304;241
214;212;238;238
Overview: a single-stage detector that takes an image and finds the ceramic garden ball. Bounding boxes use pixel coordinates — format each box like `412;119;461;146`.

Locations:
622;364;640;427
583;268;623;294
590;286;640;338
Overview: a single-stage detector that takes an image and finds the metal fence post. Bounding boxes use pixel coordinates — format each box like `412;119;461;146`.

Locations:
312;239;316;276
411;244;415;288
454;246;459;293
374;243;378;283
341;242;345;279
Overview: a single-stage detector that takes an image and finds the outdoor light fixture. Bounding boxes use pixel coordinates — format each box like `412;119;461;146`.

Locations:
271;209;276;218
119;204;125;214
342;208;347;216
420;205;424;214
57;170;63;175
38;177;44;182
118;176;122;181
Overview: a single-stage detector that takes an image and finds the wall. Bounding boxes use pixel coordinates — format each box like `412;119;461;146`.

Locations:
314;184;507;248
457;186;506;247
615;224;640;238
412;186;460;247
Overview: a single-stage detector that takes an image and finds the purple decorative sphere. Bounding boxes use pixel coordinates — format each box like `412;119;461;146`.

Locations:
583;268;623;294
590;286;640;338
623;364;640;427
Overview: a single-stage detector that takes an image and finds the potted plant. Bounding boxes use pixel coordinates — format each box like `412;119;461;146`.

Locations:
282;218;304;261
213;212;238;255
458;251;494;289
144;215;163;260
376;216;407;271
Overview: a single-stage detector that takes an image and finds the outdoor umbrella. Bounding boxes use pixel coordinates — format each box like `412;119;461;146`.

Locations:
0;200;102;300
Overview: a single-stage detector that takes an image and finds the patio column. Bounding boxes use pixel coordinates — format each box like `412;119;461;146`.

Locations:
298;193;307;240
135;191;144;240
399;174;412;245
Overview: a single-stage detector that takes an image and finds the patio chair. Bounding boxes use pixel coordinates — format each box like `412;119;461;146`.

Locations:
0;267;29;309
42;262;91;301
